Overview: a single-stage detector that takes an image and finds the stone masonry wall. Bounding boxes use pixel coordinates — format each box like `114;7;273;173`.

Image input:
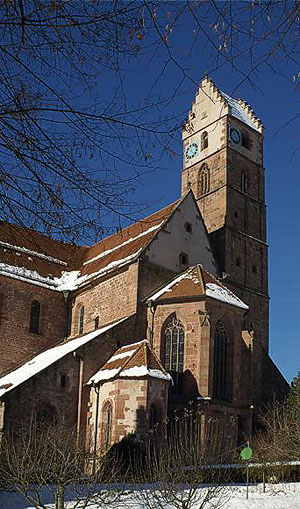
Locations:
70;262;139;337
0;275;66;375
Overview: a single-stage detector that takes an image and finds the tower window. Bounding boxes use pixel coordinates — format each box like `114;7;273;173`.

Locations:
30;300;40;334
201;131;208;150
179;252;189;266
198;163;210;197
164;317;185;394
184;222;193;234
213;322;228;400
241;173;250;192
236;257;241;267
234;211;238;218
252;265;258;274
241;129;251;150
78;306;84;334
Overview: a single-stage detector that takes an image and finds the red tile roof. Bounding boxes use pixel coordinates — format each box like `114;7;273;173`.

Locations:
88;340;171;383
0;200;180;284
148;265;248;309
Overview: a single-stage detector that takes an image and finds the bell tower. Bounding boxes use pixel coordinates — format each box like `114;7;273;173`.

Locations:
181;78;268;397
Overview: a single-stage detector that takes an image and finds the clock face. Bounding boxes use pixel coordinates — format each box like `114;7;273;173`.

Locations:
229;126;241;144
185;141;199;161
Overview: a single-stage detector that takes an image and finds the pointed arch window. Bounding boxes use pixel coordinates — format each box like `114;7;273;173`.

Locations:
213;322;228;400
103;402;113;448
201;131;208;150
30;300;40;334
164;317;185;393
198;164;210;197
78;306;84;334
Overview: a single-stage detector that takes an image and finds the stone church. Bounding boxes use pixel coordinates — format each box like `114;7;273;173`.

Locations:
0;77;288;450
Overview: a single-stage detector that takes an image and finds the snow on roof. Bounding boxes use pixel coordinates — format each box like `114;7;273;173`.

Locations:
60;249;143;291
88;339;172;385
147;265;248;310
205;283;249;310
221;91;260;132
0;240;68;266
0;317;128;398
83;221;164;266
0;248;142;292
148;268;195;301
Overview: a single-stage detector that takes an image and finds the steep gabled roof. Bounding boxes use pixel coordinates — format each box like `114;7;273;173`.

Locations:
199;77;263;133
88;340;172;384
148;265;248;310
0;200;180;291
0;316;129;399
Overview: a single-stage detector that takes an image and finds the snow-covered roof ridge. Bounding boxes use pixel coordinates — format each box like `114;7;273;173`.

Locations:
83;221;164;266
0;240;68;266
147;264;248;310
88;339;171;385
0;316;129;398
148;267;195;302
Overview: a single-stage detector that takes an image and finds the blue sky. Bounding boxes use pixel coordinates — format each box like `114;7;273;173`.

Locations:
100;4;299;384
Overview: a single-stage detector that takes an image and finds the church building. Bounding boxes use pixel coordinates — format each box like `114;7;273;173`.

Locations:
0;77;288;450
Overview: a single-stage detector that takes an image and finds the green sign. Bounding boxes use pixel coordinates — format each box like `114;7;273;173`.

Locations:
240;446;252;461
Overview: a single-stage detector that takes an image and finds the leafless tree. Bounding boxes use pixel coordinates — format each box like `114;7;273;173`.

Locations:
134;405;233;509
1;1;299;241
0;424;127;509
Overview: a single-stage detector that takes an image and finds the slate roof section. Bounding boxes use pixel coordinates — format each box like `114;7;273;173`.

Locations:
88;340;172;384
148;265;248;310
220;90;263;133
0;317;128;399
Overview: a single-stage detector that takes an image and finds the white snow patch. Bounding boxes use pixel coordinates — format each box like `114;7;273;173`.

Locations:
120;367;172;381
0;317;128;398
149;268;194;301
106;350;135;363
221;91;260;132
89;368;120;383
0;240;68;266
84;221;164;266
0;247;142;292
205;283;248;310
0;263;59;290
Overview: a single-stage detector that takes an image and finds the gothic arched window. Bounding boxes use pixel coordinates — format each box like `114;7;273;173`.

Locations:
213;322;228;400
198;164;210;197
201;131;208;150
103;402;113;449
78;306;84;334
164;317;185;393
149;404;159;431
30;300;40;334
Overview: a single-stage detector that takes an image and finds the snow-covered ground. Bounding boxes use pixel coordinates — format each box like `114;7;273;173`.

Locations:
1;483;300;509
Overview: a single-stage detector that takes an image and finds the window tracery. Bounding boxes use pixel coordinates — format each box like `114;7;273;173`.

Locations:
213;322;228;400
163;317;185;393
198;164;210;197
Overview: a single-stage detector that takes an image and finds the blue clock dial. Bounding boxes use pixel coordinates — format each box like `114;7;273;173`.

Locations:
185;141;199;161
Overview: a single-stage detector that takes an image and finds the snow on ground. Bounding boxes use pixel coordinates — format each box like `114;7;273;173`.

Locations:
1;483;300;509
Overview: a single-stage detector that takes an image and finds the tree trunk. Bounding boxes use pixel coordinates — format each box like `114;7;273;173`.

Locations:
56;483;64;509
